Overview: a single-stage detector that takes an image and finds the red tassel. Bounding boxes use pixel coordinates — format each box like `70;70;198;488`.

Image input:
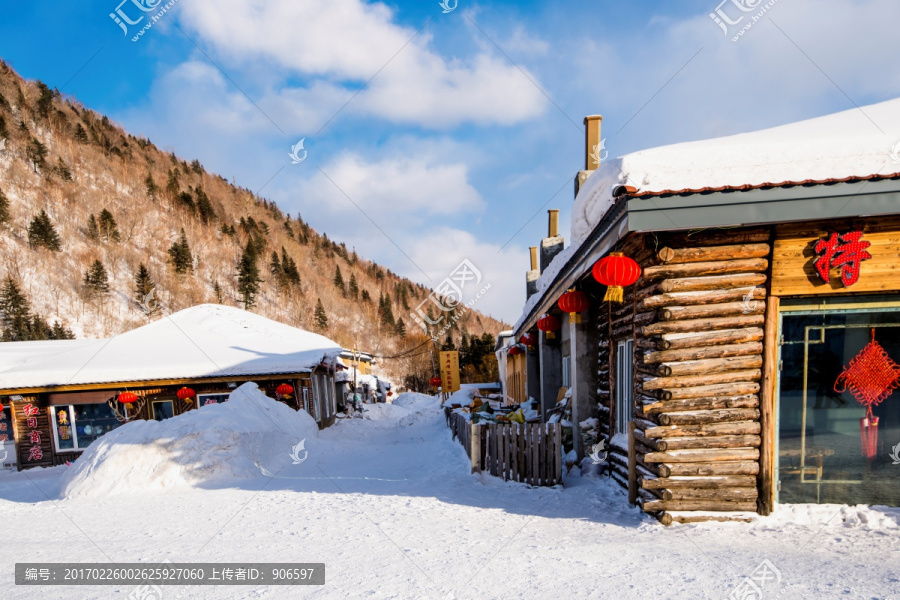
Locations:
860;411;879;460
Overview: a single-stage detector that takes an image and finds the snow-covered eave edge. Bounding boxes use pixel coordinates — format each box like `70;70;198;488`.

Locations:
0;348;344;394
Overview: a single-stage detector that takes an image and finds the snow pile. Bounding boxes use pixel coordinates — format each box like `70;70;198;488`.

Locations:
572;98;900;244
350;392;439;428
60;383;318;498
443;387;477;407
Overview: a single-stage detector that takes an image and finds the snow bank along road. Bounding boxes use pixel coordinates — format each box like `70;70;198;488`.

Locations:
0;392;897;599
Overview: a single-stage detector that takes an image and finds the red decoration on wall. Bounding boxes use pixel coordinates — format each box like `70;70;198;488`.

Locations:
537;314;561;339
519;334;535;350
177;387;196;402
558;289;589;323
813;231;872;287
508;345;522;357
834;329;900;459
592;252;641;303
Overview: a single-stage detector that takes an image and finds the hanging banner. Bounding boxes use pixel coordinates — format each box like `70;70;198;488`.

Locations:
439;351;461;393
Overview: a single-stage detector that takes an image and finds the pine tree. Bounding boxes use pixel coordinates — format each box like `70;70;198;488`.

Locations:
314;298;328;330
281;248;301;287
27;210;61;251
52;157;72;182
196;186;215;223
378;291;395;328
83;259;110;298
134;263;155;304
190;159;203;175
213;280;224;303
74;123;88;143
395;318;407;337
98;209;120;242
283;219;295;238
166;169;179;199
348;273;359;300
441;334;456;351
145;172;158;199
86;214;100;241
0;276;31;341
51;321;75;339
35;81;54;120
334;265;345;296
168;229;192;274
26;137;47;173
361;289;371;303
269;250;288;291
237;239;262;308
0;188;9;226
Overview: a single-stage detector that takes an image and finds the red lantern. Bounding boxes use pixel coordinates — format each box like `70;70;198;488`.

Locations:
519;333;535;349
118;391;138;404
430;377;443;388
276;383;294;397
592;252;641;302
0;402;4;413
558;289;589;323
537;314;561;339
177;387;196;402
508;345;522;357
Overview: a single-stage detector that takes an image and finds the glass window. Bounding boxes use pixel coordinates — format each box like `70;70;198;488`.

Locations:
152;400;175;421
51;403;121;451
197;394;230;408
615;339;634;436
778;302;900;506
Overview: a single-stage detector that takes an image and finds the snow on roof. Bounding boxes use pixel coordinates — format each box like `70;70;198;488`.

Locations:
572;97;900;244
0;304;343;391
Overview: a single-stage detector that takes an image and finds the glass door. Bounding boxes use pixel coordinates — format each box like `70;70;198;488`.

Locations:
777;297;900;506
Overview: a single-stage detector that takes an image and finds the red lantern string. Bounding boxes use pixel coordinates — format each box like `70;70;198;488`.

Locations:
834;329;900;459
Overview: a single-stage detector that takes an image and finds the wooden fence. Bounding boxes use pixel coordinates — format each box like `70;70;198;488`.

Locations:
449;412;563;486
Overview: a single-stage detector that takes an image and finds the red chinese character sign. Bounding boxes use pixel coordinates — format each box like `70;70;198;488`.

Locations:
20;403;45;463
834;329;900;459
813;231;872;287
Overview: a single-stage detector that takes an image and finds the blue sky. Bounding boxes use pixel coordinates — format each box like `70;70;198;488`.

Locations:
2;0;898;322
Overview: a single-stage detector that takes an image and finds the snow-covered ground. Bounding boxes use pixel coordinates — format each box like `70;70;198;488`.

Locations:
1;389;898;599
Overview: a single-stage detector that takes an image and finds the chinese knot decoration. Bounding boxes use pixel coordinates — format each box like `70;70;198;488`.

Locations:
592;252;641;303
537;314;561;339
834;329;900;459
558;289;589;324
813;231;872;287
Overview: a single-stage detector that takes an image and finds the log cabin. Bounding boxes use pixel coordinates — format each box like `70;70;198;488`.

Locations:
512;102;900;523
0;304;343;471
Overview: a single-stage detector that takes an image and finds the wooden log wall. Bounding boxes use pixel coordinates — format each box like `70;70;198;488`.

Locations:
633;228;771;522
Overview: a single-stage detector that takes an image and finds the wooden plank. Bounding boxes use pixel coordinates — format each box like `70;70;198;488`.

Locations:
503;426;510;481
555;424;563;485
657;243;771;264
644;342;763;364
470;422;481;473
659;328;764;351
641;499;758;512
531;424;539;487
644;448;760;463
758;295;779;516
643;315;765;336
643;258;769;280
642;369;762;391
628;422;637;505
659;273;767;293
658;461;760;477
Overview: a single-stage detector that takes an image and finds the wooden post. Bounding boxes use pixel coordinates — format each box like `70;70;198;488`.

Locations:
628;421;638;505
758;295;779;515
470;423;481;474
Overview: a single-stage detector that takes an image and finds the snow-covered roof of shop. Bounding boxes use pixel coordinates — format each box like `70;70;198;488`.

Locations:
572;97;900;244
0;304;343;391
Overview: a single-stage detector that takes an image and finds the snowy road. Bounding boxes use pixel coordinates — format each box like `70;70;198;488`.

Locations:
1;393;898;599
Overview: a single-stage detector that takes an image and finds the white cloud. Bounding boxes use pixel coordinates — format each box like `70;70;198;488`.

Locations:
176;0;547;128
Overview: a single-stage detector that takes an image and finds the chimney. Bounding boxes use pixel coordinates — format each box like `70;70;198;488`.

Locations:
540;209;564;272
575;114;603;196
526;246;539;299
